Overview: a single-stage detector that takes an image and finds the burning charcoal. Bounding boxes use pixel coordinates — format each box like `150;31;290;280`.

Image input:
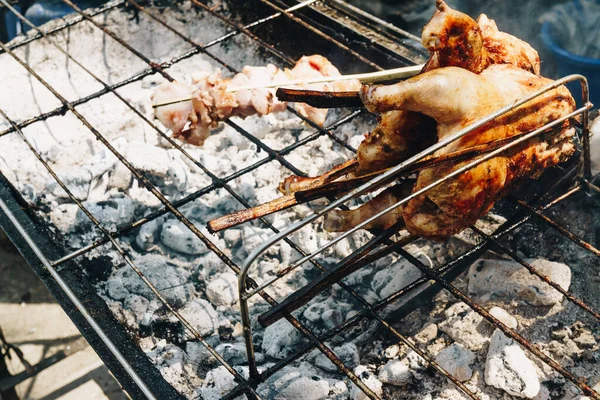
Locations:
79;195;136;229
438;302;493;351
485;329;541;398
303;302;328;323
121;255;192;307
178;299;219;338
321;309;343;330
351;365;383;400
314;343;360;372
124;294;150;318
198;365;246;400
214;342;248;366
49;203;80;233
185;337;221;370
434;343;475;382
126;143;171;179
109;161;133;191
166;153;189;191
222;229;242;247
371;258;424;300
106;276;129;301
135;219;161;250
488;306;517;329
47;168;93;200
468;258;572;306
261;319;303;359
573;329;597;349
257;365;330;400
414;323;438;345
205;272;239;307
160;219;214;255
377;359;412;387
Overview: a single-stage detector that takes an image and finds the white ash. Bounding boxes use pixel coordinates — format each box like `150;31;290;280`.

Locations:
485;328;541;398
351;365;384;400
378;359;412;386
435;343;476;382
468;258;572;306
1;2;598;400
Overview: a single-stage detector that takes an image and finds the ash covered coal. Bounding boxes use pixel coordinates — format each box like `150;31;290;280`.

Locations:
0;1;599;400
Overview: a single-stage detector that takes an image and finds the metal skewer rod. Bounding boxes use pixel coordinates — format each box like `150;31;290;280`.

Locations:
151;64;424;108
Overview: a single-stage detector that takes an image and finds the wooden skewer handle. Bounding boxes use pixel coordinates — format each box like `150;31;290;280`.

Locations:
276;88;362;108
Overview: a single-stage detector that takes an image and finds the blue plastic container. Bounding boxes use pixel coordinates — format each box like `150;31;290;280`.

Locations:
23;1;97;33
541;20;600;104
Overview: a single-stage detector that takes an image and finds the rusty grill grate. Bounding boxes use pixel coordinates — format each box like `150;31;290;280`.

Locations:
0;1;599;399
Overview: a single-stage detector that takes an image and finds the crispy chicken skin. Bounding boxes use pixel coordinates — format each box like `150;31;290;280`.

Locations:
355;0;541;176
346;65;575;239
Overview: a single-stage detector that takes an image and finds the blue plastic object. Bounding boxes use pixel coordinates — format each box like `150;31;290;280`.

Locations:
23;1;97;33
541;20;600;104
3;4;22;41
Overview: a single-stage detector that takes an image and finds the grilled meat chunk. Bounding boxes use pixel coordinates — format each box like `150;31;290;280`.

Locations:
151;55;360;146
326;65;575;239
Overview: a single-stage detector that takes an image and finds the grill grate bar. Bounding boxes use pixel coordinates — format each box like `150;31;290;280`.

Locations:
471;224;600;321
511;196;600;256
398;246;600;399
0;0;320;138
1;2;386;396
0;37;265;400
222;182;586;400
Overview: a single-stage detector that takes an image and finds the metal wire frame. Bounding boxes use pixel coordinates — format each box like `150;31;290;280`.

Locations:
239;74;600;399
0;2;598;400
0;1;428;398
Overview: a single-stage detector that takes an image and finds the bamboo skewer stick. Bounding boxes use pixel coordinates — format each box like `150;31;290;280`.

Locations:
275;88;362;108
207;129;550;233
225;64;424;92
151;65;424;109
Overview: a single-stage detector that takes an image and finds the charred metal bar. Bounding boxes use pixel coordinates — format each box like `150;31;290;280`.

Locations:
258;0;383;71
512;196;600;257
224;185;582;400
470;225;600;321
0;0;318;138
398;246;600;399
276;88;363;108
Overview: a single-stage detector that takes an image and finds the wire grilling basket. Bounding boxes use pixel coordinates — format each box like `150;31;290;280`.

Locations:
0;1;599;399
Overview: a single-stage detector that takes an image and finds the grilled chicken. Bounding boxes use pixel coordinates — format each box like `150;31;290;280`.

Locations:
151;55;360;146
324;65;575;239
355;0;540;176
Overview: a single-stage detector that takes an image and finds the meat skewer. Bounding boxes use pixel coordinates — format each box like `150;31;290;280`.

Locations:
151;56;424;146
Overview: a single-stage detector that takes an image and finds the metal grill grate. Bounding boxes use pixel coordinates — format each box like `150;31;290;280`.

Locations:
0;1;598;400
